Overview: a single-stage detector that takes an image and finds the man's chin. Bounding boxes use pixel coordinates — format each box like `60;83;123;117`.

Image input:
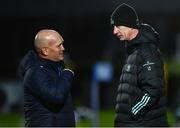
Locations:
118;36;124;41
59;57;64;61
59;59;63;61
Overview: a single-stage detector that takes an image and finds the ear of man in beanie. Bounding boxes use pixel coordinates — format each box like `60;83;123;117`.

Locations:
110;3;139;29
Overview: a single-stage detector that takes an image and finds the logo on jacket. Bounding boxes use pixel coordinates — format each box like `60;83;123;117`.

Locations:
143;61;155;71
126;65;131;72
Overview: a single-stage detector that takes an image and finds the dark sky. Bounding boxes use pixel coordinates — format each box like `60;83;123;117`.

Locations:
0;0;179;77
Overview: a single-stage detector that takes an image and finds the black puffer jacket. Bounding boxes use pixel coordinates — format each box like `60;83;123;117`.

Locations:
18;50;75;127
115;24;168;126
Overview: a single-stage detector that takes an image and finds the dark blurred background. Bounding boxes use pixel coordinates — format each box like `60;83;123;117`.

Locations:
0;0;180;126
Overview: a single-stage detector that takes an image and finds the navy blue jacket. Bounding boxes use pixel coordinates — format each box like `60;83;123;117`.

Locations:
18;50;75;127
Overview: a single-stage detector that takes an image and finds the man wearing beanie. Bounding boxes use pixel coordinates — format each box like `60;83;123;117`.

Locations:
110;3;168;126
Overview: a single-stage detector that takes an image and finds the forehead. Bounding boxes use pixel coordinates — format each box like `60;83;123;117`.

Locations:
47;34;64;46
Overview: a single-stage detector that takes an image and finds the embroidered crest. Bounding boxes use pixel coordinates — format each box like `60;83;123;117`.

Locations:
143;61;154;71
147;66;151;71
126;65;131;72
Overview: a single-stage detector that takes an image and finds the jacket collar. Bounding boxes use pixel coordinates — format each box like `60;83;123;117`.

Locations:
125;28;141;55
125;24;159;55
36;55;64;72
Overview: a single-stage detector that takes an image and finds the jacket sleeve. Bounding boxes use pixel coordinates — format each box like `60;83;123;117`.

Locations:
131;45;164;118
24;67;74;112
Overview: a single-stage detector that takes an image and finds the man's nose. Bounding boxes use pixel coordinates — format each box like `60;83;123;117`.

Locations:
61;44;65;51
113;26;119;35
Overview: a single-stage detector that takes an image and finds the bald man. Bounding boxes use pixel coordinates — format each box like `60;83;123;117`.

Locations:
18;29;75;127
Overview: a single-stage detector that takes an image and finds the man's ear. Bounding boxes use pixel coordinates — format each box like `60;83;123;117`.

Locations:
41;47;49;56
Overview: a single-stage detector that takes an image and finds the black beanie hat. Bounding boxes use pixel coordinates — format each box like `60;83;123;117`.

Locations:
110;3;140;29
